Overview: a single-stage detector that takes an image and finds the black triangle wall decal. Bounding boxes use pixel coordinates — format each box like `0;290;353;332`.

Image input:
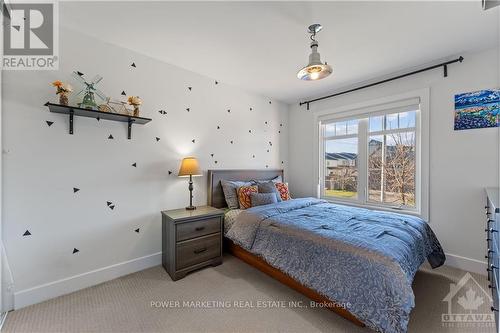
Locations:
156;137;160;142
46;121;54;127
121;91;126;96
77;71;84;76
108;134;114;139
73;248;79;254
168;171;172;175
132;163;137;167
107;201;112;206
131;62;136;67
109;205;115;210
135;228;140;233
73;187;80;193
23;230;31;236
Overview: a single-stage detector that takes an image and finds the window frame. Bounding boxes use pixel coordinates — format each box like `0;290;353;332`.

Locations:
313;89;429;220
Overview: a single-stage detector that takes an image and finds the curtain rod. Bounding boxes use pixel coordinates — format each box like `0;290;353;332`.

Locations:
299;56;464;110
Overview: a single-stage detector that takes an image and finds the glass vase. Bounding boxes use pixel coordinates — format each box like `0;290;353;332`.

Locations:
59;93;69;106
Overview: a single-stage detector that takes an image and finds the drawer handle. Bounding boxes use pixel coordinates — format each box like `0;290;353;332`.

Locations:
489;284;496;289
487;238;492;242
487;219;495;224
486;249;495;259
195;226;205;232
193;248;207;254
492;306;499;312
487;264;499;272
485;228;498;233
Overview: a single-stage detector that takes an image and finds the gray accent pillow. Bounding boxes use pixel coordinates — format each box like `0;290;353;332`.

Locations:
258;181;283;202
251;175;283;184
251;193;278;207
221;180;253;209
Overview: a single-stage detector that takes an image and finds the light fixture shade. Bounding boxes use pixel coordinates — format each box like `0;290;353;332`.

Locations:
178;157;202;177
297;63;333;81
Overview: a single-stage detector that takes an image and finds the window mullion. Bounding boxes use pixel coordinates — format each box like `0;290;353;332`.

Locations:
358;119;368;204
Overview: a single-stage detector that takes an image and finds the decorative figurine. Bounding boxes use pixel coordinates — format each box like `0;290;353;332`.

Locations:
71;71;107;110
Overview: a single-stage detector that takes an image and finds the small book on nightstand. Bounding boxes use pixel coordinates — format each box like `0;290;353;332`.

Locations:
161;206;224;281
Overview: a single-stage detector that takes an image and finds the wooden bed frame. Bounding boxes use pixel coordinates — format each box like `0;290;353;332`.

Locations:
207;169;364;327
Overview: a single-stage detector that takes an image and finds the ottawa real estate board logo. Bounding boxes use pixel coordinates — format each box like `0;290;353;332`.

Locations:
2;0;58;70
442;272;495;329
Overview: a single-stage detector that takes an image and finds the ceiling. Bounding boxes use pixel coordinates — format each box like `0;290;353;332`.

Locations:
60;1;499;104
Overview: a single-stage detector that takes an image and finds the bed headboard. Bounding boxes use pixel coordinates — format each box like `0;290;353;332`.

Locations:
207;169;284;208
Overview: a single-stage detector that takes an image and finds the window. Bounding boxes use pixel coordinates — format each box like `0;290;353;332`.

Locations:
318;95;426;216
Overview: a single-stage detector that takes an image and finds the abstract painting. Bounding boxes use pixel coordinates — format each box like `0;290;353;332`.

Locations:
454;89;500;130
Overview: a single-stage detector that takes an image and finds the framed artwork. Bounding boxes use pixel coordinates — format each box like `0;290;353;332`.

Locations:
454;89;500;130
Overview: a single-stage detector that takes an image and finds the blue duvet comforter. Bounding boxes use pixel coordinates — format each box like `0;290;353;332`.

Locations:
225;198;445;333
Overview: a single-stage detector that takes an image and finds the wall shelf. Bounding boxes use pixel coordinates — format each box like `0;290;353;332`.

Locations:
45;102;152;139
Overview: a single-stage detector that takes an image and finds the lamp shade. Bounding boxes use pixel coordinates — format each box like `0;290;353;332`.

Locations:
178;157;202;177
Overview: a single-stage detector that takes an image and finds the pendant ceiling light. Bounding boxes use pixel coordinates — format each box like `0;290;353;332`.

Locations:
297;24;332;81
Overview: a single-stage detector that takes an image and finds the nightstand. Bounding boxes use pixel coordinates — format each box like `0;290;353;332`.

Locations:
161;206;224;281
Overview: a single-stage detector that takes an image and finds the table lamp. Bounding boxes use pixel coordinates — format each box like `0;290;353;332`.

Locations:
178;157;202;210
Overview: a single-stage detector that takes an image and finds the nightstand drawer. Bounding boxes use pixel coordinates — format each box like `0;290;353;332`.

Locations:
176;234;221;270
176;217;221;242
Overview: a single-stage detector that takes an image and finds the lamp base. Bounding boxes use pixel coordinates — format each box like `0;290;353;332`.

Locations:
185;205;196;211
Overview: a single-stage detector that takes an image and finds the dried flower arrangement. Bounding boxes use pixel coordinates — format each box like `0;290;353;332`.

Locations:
127;96;142;117
52;80;73;105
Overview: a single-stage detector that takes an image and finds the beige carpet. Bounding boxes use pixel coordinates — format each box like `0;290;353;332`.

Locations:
3;255;495;333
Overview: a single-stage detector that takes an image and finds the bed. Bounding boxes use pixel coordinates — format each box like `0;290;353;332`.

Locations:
207;169;445;333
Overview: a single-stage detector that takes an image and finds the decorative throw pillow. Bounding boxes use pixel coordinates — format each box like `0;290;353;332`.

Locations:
258;181;283;202
274;182;291;201
221;180;253;209
251;193;278;207
237;185;258;209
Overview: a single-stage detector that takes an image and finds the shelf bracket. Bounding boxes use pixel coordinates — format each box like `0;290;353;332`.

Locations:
128;119;134;140
69;110;74;135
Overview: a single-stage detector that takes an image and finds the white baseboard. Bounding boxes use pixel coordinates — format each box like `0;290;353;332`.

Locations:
443;252;487;276
14;252;161;309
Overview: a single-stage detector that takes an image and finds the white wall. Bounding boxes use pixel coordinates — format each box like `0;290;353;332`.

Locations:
2;27;288;308
288;47;500;274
